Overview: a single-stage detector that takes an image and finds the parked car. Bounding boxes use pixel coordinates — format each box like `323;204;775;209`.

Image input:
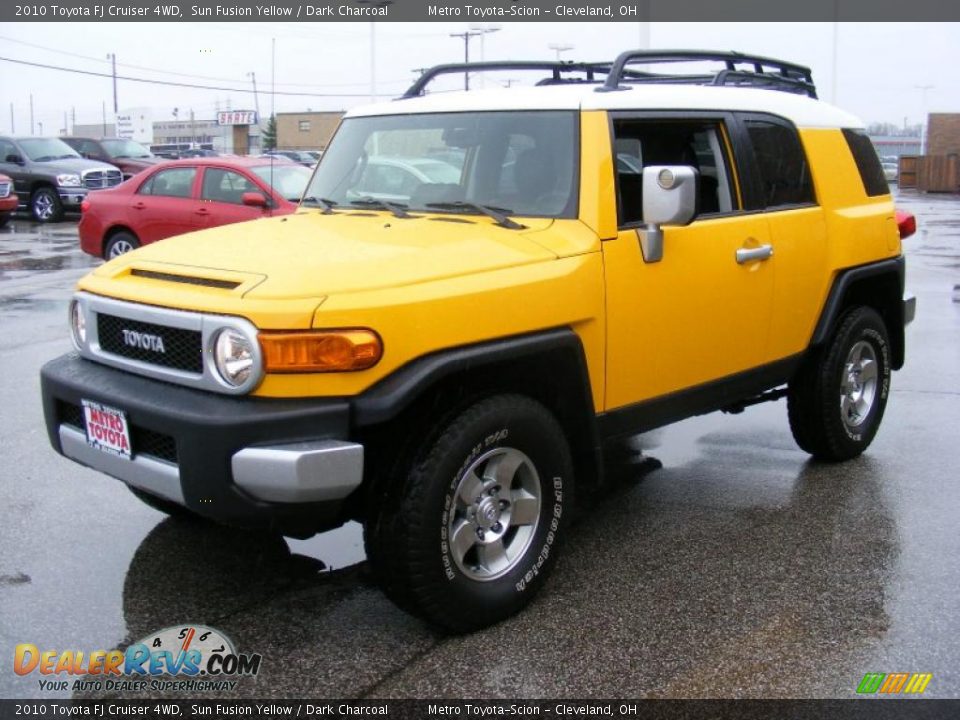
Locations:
0;173;17;226
62;137;162;180
78;157;312;258
264;150;315;166
0;137;122;222
346;156;463;204
882;162;898;183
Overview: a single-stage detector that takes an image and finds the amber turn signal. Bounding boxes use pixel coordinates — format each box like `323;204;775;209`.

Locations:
259;329;382;373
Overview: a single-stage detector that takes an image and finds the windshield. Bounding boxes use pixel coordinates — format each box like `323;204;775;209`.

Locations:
251;164;313;201
304;111;578;217
101;139;153;159
19;138;80;162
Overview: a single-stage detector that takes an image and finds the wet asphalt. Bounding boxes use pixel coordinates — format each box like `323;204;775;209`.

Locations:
0;191;958;700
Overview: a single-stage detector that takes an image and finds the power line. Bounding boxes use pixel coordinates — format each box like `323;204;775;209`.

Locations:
0;56;400;98
0;35;412;89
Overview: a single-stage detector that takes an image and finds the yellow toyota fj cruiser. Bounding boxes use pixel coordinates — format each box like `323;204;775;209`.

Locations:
41;51;916;632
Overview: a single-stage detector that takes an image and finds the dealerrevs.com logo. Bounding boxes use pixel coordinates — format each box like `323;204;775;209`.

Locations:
14;625;262;693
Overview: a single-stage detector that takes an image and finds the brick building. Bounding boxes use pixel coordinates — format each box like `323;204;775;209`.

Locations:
927;113;960;156
276;112;343;151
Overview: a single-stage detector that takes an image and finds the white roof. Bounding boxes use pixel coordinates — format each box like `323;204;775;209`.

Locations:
347;84;863;130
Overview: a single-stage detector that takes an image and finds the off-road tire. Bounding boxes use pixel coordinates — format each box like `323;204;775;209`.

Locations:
31;186;64;223
365;394;573;633
788;306;891;462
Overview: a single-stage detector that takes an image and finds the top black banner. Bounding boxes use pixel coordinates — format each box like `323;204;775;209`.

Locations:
4;0;960;22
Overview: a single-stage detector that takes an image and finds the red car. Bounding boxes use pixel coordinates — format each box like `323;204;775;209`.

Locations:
79;158;312;259
0;173;18;226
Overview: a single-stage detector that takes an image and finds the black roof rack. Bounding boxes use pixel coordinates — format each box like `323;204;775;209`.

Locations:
599;50;817;98
400;51;817;101
401;61;612;99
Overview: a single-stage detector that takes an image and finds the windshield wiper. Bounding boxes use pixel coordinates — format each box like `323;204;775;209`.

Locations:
301;196;338;214
424;202;525;230
33;156;55;162
58;154;77;160
350;197;413;219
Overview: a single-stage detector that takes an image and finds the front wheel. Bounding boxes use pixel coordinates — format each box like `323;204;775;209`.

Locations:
31;187;63;223
788;306;892;462
104;231;140;259
365;394;573;633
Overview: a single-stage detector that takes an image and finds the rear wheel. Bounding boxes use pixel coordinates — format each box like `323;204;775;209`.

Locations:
104;231;139;259
788;306;891;462
365;394;573;633
31;187;63;223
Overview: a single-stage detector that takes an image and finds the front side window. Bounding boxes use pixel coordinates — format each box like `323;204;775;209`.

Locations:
138;167;196;198
612;118;737;226
304;111;578;218
744;119;815;208
201;168;256;204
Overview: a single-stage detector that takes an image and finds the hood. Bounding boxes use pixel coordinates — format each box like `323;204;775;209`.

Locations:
35;157;118;174
81;210;563;321
113;156;163;172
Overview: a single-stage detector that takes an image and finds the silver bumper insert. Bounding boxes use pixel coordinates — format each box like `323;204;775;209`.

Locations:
232;440;363;503
904;293;917;325
59;425;184;505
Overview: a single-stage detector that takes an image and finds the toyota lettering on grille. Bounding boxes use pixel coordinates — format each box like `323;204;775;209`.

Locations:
121;328;166;354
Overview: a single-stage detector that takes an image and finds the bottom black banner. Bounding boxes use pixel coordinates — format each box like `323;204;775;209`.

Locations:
2;699;959;720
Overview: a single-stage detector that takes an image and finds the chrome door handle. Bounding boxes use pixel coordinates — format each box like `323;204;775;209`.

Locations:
736;244;774;264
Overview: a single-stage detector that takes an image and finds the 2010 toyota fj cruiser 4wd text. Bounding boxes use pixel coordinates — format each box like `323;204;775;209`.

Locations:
41;51;916;633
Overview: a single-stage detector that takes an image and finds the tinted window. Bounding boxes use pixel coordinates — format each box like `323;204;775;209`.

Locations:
201;168;256;204
842;129;890;197
612;119;737;226
139;168;196;198
744;120;815;208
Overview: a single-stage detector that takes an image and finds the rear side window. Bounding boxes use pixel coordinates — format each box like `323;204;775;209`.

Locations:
744;119;815;208
842;129;889;197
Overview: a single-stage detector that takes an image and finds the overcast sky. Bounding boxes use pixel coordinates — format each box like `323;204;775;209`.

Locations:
0;22;956;134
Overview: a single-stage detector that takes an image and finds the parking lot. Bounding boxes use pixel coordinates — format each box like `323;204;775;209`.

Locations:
1;191;958;699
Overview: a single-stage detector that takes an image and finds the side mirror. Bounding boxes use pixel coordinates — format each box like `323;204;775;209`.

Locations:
241;191;268;208
4;154;24;164
636;165;698;263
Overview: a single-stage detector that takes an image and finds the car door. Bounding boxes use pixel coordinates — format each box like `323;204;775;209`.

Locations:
130;166;200;243
602;113;777;411
197;166;270;229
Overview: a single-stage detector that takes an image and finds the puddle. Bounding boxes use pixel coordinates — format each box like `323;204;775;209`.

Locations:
285;521;366;571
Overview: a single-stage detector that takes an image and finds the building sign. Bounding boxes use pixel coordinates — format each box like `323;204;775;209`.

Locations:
115;108;155;143
217;110;258;126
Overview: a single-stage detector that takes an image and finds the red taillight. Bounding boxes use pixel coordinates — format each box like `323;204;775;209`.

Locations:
895;210;916;240
80;200;90;213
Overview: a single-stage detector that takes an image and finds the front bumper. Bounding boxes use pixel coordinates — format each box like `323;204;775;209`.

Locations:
57;187;87;207
904;293;917;326
41;353;362;536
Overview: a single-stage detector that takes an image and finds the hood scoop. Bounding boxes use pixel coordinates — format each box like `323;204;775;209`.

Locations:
130;268;242;290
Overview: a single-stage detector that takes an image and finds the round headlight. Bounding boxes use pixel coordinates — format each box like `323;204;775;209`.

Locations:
213;328;255;388
69;299;86;349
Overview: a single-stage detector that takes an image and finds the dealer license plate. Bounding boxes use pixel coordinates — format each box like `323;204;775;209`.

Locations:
82;400;132;460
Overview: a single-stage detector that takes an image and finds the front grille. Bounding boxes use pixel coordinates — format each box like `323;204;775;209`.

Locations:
131;427;178;463
0;182;10;198
97;314;203;373
82;169;123;190
58;400;178;463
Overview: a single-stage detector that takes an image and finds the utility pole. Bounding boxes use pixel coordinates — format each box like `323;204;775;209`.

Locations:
71;107;76;135
30;94;34;135
107;53;118;114
63;111;67;136
369;22;376;102
9;102;14;133
451;26;500;91
247;72;260;121
190;109;196;148
102;101;107;135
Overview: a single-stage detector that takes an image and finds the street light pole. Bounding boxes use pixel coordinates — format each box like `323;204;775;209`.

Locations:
451;27;500;91
548;43;574;60
914;85;934;155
